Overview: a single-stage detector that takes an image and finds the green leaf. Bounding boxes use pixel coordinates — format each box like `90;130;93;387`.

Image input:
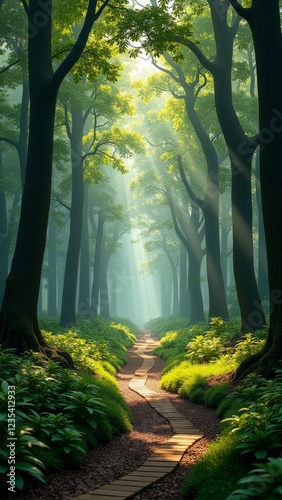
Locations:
254;449;267;459
15;472;24;490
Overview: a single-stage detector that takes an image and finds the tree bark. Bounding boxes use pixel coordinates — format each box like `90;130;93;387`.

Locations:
91;210;105;316
255;153;268;301
60;107;84;327
0;0;101;365
230;0;282;378
0;153;9;308
162;241;178;316
78;184;91;316
167;188;205;323
162;54;228;321
179;241;189;317
183;0;265;332
47;206;57;317
99;241;110;319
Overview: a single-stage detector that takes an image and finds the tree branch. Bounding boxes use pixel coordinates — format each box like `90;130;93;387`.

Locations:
174;36;215;74
53;0;111;87
165;186;189;251
63;104;72;140
0;136;19;150
54;197;71;212
151;55;180;84
228;0;252;21
0;57;25;74
177;155;204;209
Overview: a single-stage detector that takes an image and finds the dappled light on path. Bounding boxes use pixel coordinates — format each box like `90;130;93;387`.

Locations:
73;329;203;499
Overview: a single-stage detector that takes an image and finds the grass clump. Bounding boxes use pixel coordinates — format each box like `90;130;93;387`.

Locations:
182;433;247;500
160;358;236;398
203;384;228;408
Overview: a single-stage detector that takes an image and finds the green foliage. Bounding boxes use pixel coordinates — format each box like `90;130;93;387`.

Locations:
226;457;282;500
186;376;207;404
41;316;137;386
184;364;282;500
113;5;192;61
186;334;224;363
145;316;190;337
0;318;136;491
223;369;282;460
203;384;229;409
160;359;235;397
0;422;47;491
182;433;247;500
233;334;266;364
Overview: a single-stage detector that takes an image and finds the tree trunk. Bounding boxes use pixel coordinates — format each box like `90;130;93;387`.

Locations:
0;88;73;364
213;51;265;332
179;241;189;317
232;0;282;378
109;269;118;318
220;193;229;293
47;207;57;317
162;243;178;316
99;242;110;319
163;55;228;321
78;184;91;316
185;1;266;331
160;267;171;317
182;90;228;321
0;153;9;307
255;153;268;301
60;107;84;327
91;210;105;317
0;0;77;366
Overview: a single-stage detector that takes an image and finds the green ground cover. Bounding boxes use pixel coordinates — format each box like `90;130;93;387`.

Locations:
146;316;282;499
0;316;137;492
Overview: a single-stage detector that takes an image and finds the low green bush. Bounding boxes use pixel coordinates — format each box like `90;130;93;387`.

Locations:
160;358;236;398
203;384;228;409
226;457;282;500
184;376;207;404
182;433;247;500
232;333;266;364
0;317;137;492
145;316;190;337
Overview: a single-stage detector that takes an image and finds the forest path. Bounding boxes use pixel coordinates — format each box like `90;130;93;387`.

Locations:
73;329;203;500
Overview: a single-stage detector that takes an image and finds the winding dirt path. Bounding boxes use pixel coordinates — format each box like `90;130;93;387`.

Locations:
4;329;220;499
73;330;204;500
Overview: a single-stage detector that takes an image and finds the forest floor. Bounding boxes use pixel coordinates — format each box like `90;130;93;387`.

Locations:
5;331;221;500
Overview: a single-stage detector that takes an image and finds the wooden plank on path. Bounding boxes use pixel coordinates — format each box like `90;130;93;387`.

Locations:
72;329;205;500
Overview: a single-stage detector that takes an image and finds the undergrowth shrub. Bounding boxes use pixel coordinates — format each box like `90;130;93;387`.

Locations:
182;433;247;500
203;384;228;408
160;359;236;397
226;457;282;499
145;316;190;336
0;317;137;492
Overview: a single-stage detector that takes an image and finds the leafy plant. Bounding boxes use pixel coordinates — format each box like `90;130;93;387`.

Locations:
233;334;265;364
226;457;282;499
0;424;48;490
186;335;225;363
59;391;105;429
51;427;86;456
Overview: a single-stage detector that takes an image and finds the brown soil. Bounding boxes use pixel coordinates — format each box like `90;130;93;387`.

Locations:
3;332;221;500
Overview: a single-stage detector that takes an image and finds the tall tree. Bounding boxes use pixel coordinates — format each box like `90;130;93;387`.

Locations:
176;0;266;332
59;76;143;326
228;0;282;378
0;0;125;365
